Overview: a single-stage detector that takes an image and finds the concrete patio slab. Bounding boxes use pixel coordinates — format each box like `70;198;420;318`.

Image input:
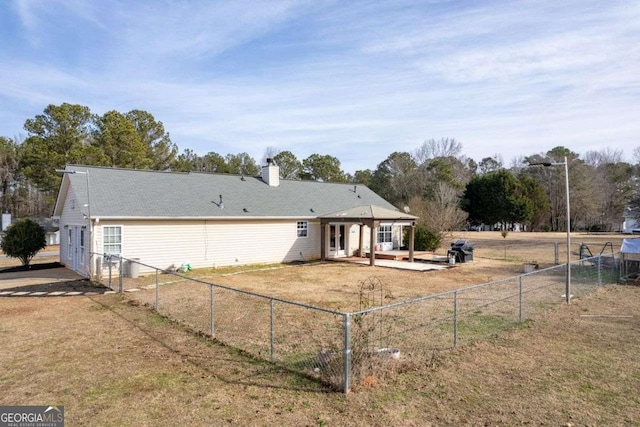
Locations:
352;259;448;271
0;267;84;290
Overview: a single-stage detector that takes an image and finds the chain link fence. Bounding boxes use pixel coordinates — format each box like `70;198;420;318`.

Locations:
620;253;640;281
471;239;619;266
91;252;620;392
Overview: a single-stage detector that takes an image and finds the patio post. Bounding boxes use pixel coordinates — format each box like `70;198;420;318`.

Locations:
359;224;365;258
409;223;415;262
369;220;378;266
320;222;327;261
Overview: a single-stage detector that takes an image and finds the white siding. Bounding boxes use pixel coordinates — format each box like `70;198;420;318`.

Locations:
58;187;89;275
345;224;406;254
46;231;60;246
346;224;359;256
346;224;374;256
624;216;640;234
393;225;404;249
95;218;321;275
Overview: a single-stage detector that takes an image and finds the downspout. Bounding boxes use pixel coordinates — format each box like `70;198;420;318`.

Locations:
88;218;93;280
85;170;92;280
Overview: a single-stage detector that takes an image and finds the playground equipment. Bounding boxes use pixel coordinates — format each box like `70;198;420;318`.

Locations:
579;242;615;262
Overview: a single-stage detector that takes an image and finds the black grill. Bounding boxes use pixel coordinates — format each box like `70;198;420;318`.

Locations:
447;239;474;263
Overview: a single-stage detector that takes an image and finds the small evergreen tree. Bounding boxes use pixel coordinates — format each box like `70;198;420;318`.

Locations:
1;218;46;267
404;226;441;251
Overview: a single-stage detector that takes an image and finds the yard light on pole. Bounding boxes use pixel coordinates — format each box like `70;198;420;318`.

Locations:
56;169;92;280
529;156;571;303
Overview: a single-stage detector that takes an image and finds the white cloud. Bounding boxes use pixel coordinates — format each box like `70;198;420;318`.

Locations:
1;0;639;171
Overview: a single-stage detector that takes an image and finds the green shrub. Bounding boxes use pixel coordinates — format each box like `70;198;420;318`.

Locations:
1;218;46;267
404;225;441;251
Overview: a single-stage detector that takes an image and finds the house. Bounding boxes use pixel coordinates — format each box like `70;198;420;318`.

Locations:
623;207;640;234
1;212;10;232
0;214;59;246
34;218;60;246
0;212;10;243
53;161;417;278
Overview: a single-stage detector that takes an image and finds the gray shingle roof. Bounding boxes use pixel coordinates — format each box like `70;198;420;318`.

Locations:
59;165;397;219
320;205;417;221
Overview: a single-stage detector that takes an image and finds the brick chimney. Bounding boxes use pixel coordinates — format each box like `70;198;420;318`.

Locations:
261;158;280;187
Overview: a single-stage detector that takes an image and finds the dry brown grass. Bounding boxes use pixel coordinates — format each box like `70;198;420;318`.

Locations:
123;231;625;312
104;232;627;391
1;285;638;425
1;233;635;425
197;259;522;311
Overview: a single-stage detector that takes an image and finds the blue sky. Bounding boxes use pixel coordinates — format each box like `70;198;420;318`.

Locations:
1;0;639;173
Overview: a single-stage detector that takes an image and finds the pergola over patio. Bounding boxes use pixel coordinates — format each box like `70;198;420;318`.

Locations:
319;204;418;266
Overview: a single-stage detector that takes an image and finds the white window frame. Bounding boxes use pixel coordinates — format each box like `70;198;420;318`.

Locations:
297;221;308;238
377;225;393;244
80;228;86;263
102;225;123;256
67;229;73;260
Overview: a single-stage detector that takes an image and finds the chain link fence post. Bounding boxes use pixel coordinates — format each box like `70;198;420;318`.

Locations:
118;256;123;293
210;286;215;338
597;255;602;286
155;269;159;310
343;313;351;394
518;276;523;323
270;299;275;362
554;241;559;264
108;256;112;290
453;290;458;347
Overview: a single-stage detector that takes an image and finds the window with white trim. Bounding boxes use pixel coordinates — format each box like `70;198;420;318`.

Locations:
377;225;392;243
103;226;122;255
80;228;85;262
297;221;308;238
67;229;72;260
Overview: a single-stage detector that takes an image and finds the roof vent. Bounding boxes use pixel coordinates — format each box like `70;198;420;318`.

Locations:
212;194;224;209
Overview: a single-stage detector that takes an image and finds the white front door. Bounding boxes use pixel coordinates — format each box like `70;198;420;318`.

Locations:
329;224;346;257
68;225;87;273
377;225;393;251
70;226;82;272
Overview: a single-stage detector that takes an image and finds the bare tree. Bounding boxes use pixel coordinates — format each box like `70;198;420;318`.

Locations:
414;138;463;163
0;136;20;212
633;147;640;165
261;146;281;165
508;155;527;173
408;181;468;238
584;148;623;167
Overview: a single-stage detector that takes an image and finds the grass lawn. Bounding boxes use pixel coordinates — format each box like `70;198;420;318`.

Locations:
1;283;638;425
1;233;636;425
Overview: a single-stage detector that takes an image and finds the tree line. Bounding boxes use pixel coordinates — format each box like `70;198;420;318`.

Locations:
1;103;639;240
363;143;639;238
